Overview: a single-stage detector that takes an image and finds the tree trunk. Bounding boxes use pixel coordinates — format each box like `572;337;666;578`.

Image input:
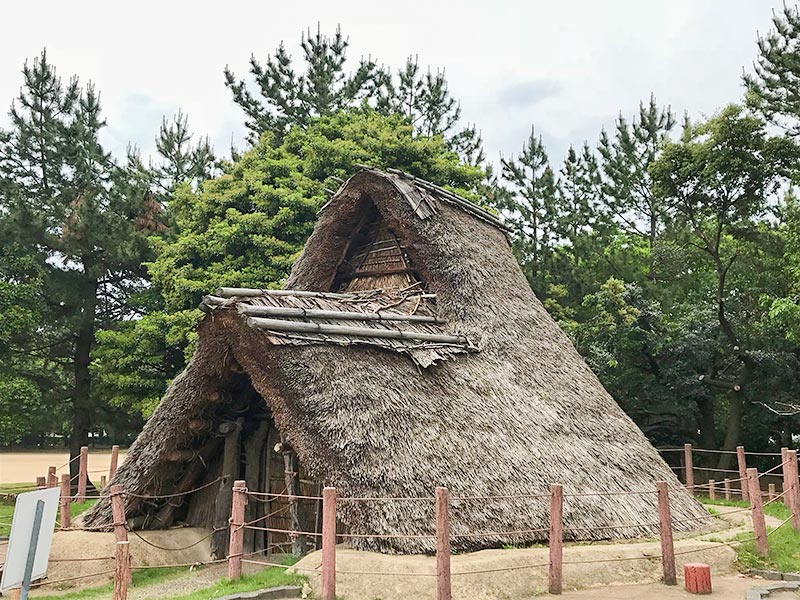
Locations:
718;391;745;470
696;396;717;461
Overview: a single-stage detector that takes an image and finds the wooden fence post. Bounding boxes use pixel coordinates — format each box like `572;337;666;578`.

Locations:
768;483;776;502
708;480;716;501
109;445;120;481
782;448;790;507
101;475;107;489
36;476;46;489
77;446;89;501
549;484;564;595
321;487;337;600
656;481;676;586
110;484;132;590
684;444;694;493
737;446;749;502
60;474;71;530
747;468;769;557
227;480;247;580
724;478;731;501
47;466;57;488
787;450;800;531
435;486;452;600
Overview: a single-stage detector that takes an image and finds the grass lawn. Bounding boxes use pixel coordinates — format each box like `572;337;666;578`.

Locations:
702;497;800;573
0;482;97;536
34;566;196;600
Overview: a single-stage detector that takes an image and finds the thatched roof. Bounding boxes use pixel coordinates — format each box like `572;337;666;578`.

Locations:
84;167;710;553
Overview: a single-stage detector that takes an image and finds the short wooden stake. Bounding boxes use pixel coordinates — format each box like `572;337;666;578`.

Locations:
227;480;247;580
113;540;130;600
747;468;769;557
60;474;71;530
77;446;89;500
708;480;715;501
435;486;452;600
109;444;119;480
47;466;57;488
101;475;107;489
36;476;46;489
110;484;132;584
684;563;712;594
787;450;800;531
549;483;564;595
737;446;748;502
684;444;694;493
768;483;776;501
724;478;731;501
656;481;676;586
321;487;337;600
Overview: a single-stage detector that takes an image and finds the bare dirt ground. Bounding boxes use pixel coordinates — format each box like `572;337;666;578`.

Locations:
0;450;127;484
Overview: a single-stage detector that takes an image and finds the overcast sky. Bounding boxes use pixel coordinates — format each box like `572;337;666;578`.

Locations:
0;1;787;167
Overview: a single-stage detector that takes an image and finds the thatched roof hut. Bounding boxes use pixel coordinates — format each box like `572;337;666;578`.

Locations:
84;167;709;556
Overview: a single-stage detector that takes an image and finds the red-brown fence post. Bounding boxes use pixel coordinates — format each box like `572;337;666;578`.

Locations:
110;484;132;589
321;487;337;600
656;481;676;586
737;446;749;502
109;444;120;481
435;486;452;600
746;468;769;557
787;450;800;531
549;483;564;595
101;475;107;489
60;474;71;530
684;444;694;493
36;476;46;489
724;478;731;501
47;466;57;488
768;483;776;502
782;448;790;507
708;480;716;501
228;479;247;580
77;445;89;501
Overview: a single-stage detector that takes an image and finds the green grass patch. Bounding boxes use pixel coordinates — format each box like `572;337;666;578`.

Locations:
0;483;97;536
702;497;799;573
34;565;194;600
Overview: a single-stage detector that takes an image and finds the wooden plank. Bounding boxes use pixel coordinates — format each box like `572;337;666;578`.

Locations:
244;421;269;554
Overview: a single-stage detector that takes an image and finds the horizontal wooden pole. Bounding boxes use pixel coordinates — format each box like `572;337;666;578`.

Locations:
214;288;437;301
237;304;444;324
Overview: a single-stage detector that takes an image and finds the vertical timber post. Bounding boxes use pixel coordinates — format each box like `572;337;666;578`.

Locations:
60;474;71;530
77;446;88;500
746;468;769;557
782;448;790;507
724;478;731;501
656;481;676;585
109;444;120;481
708;480;716;501
737;446;749;502
768;484;776;502
549;483;564;595
110;484;132;597
788;450;800;531
228;479;247;580
100;475;107;489
36;476;46;490
47;466;57;488
321;487;337;600
435;486;452;600
684;444;694;493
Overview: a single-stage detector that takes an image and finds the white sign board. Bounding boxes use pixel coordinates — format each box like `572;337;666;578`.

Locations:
0;487;60;592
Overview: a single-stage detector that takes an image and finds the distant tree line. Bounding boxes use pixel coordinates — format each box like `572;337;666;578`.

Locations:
1;12;800;472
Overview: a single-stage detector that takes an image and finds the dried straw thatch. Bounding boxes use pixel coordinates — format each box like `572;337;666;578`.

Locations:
84;167;710;554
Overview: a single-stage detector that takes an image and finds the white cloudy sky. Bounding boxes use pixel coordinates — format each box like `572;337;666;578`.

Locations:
0;1;787;166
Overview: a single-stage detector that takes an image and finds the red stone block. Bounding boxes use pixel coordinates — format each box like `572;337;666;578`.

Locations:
684;563;712;594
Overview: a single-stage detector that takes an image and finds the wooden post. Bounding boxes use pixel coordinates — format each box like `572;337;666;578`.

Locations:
60;474;71;530
47;466;57;488
280;436;306;557
549;483;564;595
684;444;694;493
724;478;731;501
110;484;132;586
77;446;88;500
113;541;130;600
321;487;337;600
228;480;247;580
737;446;749;502
768;483;776;502
100;475;107;489
787;450;800;531
36;476;46;489
684;563;712;594
435;486;452;600
656;481;676;586
782;448;790;507
747;468;769;557
211;420;242;559
109;444;120;481
708;480;716;501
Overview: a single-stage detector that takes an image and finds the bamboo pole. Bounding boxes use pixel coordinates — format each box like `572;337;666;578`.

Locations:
436;486;452;600
737;446;749;502
747;468;769;557
228;480;247;580
684;444;694;493
77;446;88;501
656;481;676;586
109;445;119;481
549;484;564;595
59;474;71;530
322;487;337;600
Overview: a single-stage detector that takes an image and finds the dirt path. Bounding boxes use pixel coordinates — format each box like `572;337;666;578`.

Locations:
0;450;127;484
561;574;765;599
